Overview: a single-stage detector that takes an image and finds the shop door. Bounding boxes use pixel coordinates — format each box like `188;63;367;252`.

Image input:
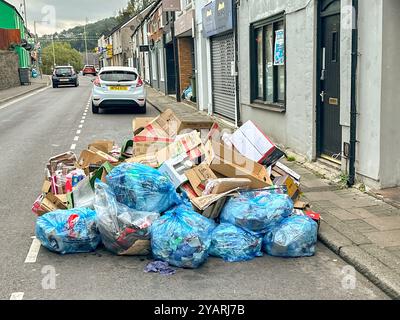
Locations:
318;1;342;159
211;33;236;121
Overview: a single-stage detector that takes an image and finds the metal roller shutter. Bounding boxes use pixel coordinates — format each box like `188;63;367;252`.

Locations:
211;33;236;121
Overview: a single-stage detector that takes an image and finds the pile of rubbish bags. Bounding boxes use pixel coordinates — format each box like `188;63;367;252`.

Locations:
32;109;321;270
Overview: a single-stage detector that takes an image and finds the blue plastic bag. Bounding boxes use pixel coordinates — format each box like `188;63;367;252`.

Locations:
106;163;181;213
151;206;216;269
36;208;100;254
209;223;263;262
94;181;160;255
263;215;318;258
220;189;293;235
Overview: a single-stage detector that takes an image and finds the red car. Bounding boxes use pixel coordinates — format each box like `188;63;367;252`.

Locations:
82;65;97;76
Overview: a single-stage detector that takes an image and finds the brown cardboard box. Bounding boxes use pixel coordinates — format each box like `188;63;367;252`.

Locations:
191;189;238;219
156;131;203;165
132;117;155;136
88;140;114;154
125;153;159;168
206;178;252;195
46;152;77;177
77;147;119;170
133;136;173;156
185;164;218;197
204;141;273;189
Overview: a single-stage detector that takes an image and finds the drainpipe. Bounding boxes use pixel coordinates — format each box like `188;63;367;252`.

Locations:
233;0;241;127
348;0;359;187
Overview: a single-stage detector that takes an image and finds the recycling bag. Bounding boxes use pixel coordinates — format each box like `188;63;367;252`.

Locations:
209;223;263;262
36;208;100;254
94;181;159;255
220;189;294;235
106;163;181;213
151;206;216;269
263;215;318;258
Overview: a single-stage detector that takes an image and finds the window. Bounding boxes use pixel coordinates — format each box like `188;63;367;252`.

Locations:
251;15;286;107
159;47;165;81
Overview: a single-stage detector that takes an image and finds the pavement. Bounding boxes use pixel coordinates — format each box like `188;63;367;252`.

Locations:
0;79;391;300
146;86;400;300
0;75;51;105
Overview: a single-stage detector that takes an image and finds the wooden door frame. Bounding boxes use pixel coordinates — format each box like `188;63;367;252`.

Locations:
316;0;341;157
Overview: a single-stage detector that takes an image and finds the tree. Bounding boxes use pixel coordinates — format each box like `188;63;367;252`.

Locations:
117;0;154;23
41;42;84;74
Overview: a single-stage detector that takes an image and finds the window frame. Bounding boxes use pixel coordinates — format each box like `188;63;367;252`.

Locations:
250;13;286;111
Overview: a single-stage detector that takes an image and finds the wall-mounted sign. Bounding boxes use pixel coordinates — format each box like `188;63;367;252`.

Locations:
139;45;150;52
202;0;233;38
274;29;285;66
162;0;181;12
106;44;113;58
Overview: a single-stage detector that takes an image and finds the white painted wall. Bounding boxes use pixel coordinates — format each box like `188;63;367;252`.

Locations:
237;0;316;159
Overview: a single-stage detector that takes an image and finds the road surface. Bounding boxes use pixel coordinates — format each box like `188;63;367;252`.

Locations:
0;77;389;300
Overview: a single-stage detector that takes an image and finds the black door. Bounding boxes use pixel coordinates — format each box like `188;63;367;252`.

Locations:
165;43;176;94
318;5;342;159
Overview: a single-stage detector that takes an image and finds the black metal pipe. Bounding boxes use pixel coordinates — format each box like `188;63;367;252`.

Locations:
234;0;241;126
172;12;181;102
348;0;358;187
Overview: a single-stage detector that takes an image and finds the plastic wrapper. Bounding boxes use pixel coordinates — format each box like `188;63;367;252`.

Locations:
209;223;263;262
220;188;293;235
94;181;159;255
151;206;216;269
106;163;181;213
72;176;95;209
36;208;100;254
263;215;318;258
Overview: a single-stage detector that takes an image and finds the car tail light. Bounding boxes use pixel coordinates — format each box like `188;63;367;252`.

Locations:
136;76;143;88
93;76;101;87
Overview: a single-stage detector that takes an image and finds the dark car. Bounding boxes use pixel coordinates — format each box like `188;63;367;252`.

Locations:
52;66;79;88
82;65;97;76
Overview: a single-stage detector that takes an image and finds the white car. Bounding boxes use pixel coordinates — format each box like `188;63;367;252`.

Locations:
91;66;146;114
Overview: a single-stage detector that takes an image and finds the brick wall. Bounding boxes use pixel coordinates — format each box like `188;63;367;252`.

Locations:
0;50;20;90
177;37;193;93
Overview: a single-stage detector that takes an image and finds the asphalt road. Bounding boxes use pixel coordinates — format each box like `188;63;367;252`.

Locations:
0;77;389;300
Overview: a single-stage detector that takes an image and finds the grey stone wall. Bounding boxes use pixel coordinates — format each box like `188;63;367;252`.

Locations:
0;50;20;90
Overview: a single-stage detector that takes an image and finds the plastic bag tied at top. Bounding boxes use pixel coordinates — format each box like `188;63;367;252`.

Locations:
151;205;216;269
36;208;100;254
209;223;263;262
94;180;160;255
106;163;181;214
263;215;318;258
220;189;294;235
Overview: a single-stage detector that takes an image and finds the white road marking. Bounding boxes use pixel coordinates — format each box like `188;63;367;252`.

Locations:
10;292;24;300
80;120;85;124
74;136;79;141
82;117;86;120
70;144;76;150
76;130;81;134
78;124;83;128
0;86;50;111
24;237;41;263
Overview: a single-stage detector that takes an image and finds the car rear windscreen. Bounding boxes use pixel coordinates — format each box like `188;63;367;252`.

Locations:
55;68;73;76
99;71;137;82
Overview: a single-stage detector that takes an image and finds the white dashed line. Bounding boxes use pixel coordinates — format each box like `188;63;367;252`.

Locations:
10;292;24;300
80;120;85;124
79;124;83;128
24;237;41;263
74;136;79;141
70;144;76;150
76;130;81;134
82;116;86;120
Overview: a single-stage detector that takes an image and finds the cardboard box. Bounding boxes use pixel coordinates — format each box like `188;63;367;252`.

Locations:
156;131;203;165
158;155;193;189
46;152;77;177
205;178;252;195
77;147;118;170
294;200;310;210
88;140;114;154
274;161;301;182
133;136;173;157
191;190;238;219
133;117;155;136
274;175;300;200
231;121;285;166
204;141;273;189
185;164;218;197
125;153;159;168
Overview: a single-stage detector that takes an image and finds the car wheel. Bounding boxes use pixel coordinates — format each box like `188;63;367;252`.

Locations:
52;84;57;88
75;82;79;87
137;103;147;114
92;102;99;114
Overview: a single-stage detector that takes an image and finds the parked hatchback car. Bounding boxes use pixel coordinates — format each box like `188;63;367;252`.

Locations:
82;65;97;76
91;67;146;114
52;66;79;88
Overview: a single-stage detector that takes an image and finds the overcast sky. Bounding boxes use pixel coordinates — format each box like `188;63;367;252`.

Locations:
7;0;130;35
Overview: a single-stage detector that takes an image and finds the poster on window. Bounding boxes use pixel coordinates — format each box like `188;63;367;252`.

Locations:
274;29;285;66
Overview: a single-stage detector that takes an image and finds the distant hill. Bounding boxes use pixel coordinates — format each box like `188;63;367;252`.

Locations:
39;17;119;53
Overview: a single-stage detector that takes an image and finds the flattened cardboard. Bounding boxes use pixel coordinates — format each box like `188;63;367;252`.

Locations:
205;141;273;189
88;140;114;153
125;153;159;168
77;147;118;169
133;117;155;136
274;175;300;200
185;164;218;197
206;178;251;195
120;240;151;256
133;136;172;157
275;161;301;182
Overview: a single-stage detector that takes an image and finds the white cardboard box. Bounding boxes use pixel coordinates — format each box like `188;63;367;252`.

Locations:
158;155;193;189
231;121;276;163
